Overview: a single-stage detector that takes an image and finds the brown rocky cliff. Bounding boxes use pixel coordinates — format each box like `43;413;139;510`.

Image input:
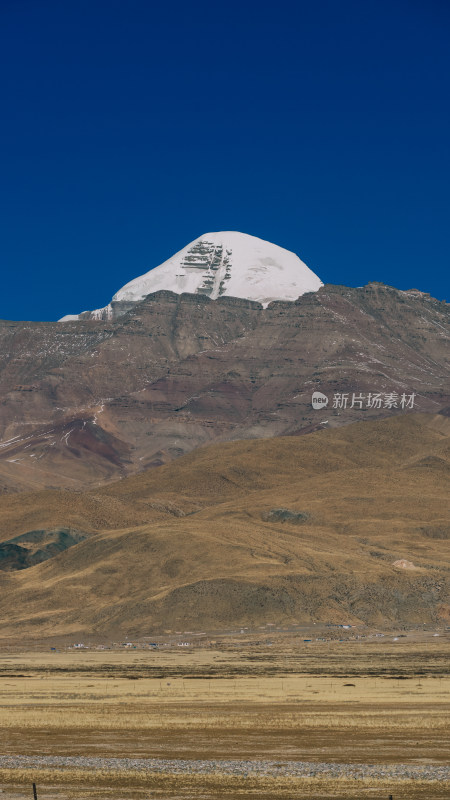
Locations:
0;284;448;490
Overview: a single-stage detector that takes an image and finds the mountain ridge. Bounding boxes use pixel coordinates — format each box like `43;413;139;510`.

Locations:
0;281;448;492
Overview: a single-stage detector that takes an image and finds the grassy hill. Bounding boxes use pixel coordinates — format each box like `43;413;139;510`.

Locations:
0;413;448;640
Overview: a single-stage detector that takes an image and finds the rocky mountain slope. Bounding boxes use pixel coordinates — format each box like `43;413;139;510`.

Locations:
0;282;448;491
0;414;448;640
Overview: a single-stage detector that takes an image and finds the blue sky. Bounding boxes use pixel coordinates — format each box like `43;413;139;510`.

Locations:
1;0;449;320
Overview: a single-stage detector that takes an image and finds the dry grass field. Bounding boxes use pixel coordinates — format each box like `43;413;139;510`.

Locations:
0;633;449;799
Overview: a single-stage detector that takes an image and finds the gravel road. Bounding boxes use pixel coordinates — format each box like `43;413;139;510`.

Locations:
0;754;448;781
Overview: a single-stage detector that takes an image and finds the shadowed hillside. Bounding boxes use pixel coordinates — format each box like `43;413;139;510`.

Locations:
0;413;448;640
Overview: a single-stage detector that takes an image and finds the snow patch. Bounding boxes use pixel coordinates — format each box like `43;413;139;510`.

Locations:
393;559;417;570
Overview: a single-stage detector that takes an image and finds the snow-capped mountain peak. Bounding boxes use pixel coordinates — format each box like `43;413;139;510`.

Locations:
59;231;323;321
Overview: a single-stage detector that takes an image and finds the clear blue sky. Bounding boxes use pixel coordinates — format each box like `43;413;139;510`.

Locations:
1;0;449;320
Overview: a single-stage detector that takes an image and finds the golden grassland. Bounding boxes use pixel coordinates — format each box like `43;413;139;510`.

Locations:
0;414;449;640
1;769;449;800
0;636;449;799
0;414;448;796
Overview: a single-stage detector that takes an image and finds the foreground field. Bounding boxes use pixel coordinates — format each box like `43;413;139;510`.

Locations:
0;633;449;799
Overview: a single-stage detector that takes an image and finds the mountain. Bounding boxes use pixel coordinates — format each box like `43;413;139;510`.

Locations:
1;244;448;637
0;282;448;491
60;232;323;320
0;414;448;640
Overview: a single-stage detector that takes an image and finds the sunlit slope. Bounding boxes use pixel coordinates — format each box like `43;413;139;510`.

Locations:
0;413;448;638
